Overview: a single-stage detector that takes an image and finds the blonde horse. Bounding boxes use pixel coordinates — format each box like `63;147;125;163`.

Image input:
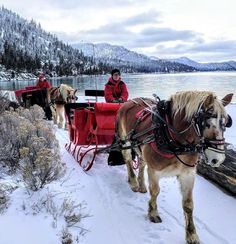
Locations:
49;84;77;129
112;91;233;244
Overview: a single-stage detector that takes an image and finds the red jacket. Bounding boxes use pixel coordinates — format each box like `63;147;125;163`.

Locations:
36;79;51;89
104;77;128;102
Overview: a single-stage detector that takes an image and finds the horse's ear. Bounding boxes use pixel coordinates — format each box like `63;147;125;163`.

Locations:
221;93;233;106
203;94;215;109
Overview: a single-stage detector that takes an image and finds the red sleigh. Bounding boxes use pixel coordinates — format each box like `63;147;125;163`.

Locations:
65;90;121;171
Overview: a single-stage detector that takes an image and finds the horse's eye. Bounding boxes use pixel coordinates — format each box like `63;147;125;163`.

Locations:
206;121;211;128
220;118;226;131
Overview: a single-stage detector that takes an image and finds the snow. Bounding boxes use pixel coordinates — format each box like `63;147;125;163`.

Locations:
0;105;235;244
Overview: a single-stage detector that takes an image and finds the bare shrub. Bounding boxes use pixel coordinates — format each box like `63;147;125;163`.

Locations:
20;147;65;191
28;192;90;242
0;95;10;113
0;187;7;213
61;228;73;244
0;183;16;213
0;105;65;189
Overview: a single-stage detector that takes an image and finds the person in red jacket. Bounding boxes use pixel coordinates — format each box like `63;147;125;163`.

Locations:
36;74;52;120
104;69;128;103
36;74;51;89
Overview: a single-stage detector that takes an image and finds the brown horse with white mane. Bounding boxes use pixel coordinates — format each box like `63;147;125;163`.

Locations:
111;91;233;244
48;84;77;129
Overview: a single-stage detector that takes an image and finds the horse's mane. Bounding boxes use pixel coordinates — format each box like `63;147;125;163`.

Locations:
59;84;75;99
170;90;227;121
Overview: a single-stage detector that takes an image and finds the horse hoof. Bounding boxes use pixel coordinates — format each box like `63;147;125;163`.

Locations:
139;187;147;193
131;185;139;192
149;215;162;223
186;233;200;244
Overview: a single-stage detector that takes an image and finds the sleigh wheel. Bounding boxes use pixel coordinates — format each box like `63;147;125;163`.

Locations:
78;147;97;171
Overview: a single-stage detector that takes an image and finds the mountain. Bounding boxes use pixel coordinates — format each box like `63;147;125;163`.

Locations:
0;7;112;76
168;57;236;71
72;42;236;72
72;42;195;73
0;6;194;76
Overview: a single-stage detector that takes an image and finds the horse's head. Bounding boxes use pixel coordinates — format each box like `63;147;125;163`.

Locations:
171;91;233;167
58;84;78;103
67;88;78;103
197;93;233;167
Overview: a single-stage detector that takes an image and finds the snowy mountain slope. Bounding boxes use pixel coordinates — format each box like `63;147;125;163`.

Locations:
169;57;236;71
0;7;110;75
73;43;236;72
72;42;195;72
0;7;193;74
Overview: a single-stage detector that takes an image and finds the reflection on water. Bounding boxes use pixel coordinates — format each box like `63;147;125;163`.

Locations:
1;72;236;102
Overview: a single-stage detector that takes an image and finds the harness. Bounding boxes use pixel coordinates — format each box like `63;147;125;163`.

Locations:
49;87;66;106
49;86;77;107
104;97;231;168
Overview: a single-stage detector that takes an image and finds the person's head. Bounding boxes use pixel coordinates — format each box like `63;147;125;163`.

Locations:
111;69;121;81
39;74;45;81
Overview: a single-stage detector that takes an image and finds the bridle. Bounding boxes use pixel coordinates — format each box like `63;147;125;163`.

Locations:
149;99;232;166
192;107;226;155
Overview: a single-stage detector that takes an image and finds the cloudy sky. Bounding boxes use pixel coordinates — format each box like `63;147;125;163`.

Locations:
2;0;236;62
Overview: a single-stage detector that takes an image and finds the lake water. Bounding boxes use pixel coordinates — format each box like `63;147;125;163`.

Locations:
1;72;236;103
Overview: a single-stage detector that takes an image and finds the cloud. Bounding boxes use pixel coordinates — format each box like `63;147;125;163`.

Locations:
62;10;200;49
47;0;145;9
121;10;162;26
65;26;200;50
153;40;236;62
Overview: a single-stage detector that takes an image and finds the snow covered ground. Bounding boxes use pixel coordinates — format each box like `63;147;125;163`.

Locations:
0;104;235;244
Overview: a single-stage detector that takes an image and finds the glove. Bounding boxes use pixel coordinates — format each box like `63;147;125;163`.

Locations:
118;98;123;103
112;100;119;103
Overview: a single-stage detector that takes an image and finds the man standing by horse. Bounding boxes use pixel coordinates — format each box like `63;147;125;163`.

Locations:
36;74;51;89
36;74;52;120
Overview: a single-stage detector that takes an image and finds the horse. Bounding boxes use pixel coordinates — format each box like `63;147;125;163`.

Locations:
48;84;77;129
111;91;233;244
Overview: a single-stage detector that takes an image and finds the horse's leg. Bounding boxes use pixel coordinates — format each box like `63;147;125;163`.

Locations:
58;106;64;128
178;173;200;244
50;105;57;124
137;157;147;193
147;166;162;223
